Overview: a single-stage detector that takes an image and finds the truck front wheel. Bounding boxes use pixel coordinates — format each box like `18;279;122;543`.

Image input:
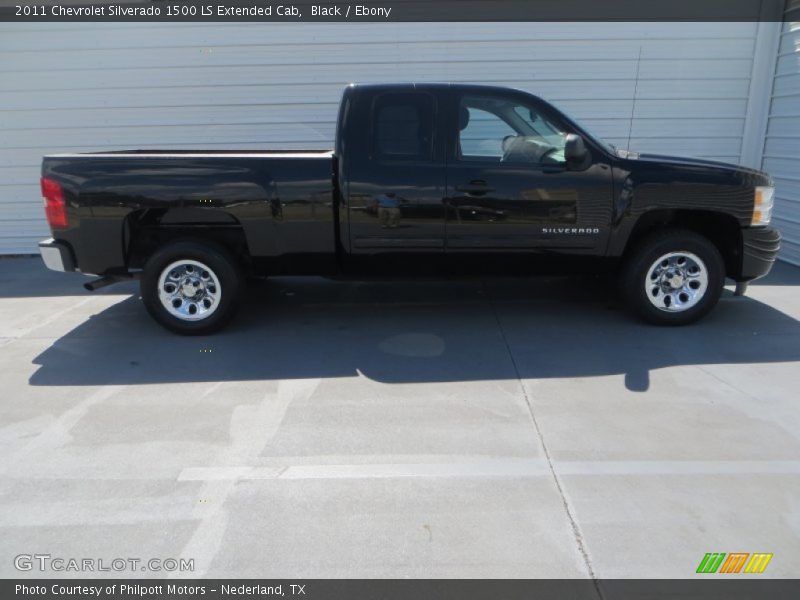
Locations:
141;241;243;335
620;229;725;325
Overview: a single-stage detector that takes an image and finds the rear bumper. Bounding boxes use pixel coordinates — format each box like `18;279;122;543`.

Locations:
38;238;76;272
738;226;781;281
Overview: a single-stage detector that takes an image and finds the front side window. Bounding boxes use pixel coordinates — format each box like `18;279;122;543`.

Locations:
372;93;434;161
458;95;567;165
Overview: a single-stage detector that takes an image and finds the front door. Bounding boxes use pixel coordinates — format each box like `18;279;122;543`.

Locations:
445;91;612;256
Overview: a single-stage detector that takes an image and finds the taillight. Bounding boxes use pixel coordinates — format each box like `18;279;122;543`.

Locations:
41;177;68;229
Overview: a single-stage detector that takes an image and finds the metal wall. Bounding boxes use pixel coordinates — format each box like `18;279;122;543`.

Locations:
0;22;763;253
763;6;800;265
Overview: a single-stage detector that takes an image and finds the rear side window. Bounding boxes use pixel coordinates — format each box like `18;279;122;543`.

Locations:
372;93;434;161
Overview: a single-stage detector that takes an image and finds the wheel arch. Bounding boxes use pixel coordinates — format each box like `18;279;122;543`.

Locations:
619;209;742;279
123;208;252;273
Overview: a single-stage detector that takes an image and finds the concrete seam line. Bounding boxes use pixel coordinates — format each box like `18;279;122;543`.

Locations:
693;363;763;404
482;280;604;598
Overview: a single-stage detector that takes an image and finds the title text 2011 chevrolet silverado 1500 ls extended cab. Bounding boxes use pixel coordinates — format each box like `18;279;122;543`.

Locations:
38;83;781;334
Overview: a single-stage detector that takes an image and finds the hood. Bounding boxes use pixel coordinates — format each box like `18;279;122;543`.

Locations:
632;152;770;182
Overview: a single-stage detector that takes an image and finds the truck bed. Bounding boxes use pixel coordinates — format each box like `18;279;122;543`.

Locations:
42;149;338;276
47;149;334;158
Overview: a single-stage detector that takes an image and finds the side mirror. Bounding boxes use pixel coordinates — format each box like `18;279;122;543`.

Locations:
564;133;588;164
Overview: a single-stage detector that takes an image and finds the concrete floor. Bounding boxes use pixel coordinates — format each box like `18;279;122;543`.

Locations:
0;256;798;578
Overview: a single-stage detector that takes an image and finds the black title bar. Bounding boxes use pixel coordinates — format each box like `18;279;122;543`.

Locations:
5;579;800;600
0;0;793;22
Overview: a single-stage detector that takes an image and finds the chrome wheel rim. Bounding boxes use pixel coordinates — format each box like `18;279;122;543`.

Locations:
644;251;708;312
157;259;221;321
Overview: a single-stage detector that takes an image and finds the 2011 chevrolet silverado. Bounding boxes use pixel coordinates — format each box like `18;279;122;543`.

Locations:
38;83;781;334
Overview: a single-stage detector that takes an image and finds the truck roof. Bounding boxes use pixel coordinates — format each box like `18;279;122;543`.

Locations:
346;82;543;100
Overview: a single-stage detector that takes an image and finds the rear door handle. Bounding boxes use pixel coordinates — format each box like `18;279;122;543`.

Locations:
455;180;494;196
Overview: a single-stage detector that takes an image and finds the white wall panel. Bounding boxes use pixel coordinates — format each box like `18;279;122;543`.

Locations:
0;21;760;253
763;7;800;265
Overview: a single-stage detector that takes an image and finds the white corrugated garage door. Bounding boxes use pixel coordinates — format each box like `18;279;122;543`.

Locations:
763;6;800;265
0;22;762;254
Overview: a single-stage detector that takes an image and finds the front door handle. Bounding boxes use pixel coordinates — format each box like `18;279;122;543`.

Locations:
455;180;494;196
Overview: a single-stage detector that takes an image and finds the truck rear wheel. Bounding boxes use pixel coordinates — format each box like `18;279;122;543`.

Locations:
620;229;725;325
141;240;243;335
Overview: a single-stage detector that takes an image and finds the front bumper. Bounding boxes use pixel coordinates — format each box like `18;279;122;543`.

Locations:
38;238;75;272
738;226;781;281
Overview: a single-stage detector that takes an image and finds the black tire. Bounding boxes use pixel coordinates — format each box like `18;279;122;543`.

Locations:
141;240;243;335
620;229;725;326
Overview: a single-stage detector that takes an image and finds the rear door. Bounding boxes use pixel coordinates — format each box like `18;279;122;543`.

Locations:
444;89;613;254
344;89;447;255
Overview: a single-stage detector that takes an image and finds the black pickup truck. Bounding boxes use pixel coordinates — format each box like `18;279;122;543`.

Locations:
38;83;780;334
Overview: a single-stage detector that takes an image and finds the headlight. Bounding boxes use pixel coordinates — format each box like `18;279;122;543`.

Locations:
752;186;774;226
